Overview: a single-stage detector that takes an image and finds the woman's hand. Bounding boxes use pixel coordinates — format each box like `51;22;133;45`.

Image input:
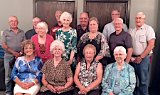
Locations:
78;86;88;95
18;81;30;89
109;92;115;95
54;86;65;92
47;84;56;93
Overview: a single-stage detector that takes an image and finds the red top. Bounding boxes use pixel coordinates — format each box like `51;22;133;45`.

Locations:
31;34;54;63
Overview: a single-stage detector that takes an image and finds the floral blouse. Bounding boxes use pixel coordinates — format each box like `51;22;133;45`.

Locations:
11;56;43;83
56;28;77;61
78;59;100;89
101;62;136;95
77;32;110;59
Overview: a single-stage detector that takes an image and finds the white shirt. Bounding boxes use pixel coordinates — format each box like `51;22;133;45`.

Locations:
129;24;156;55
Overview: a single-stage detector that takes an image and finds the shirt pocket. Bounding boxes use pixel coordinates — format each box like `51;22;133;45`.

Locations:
139;34;146;43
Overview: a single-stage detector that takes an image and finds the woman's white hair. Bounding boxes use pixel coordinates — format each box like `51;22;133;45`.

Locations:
60;11;72;23
114;46;127;55
50;40;65;54
37;22;48;33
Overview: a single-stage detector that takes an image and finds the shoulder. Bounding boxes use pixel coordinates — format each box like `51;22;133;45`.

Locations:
125;63;134;71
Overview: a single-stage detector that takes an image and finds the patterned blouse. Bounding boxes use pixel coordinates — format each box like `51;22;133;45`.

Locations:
40;59;73;93
78;59;100;89
101;62;136;95
11;56;43;83
77;32;110;59
56;28;77;61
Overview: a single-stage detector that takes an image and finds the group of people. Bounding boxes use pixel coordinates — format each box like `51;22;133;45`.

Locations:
1;9;155;95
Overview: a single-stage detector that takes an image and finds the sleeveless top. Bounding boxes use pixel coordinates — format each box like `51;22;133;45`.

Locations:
78;59;99;89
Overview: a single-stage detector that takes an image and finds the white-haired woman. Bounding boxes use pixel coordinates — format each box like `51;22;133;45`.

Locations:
31;22;54;63
101;46;136;95
40;40;74;95
56;12;77;69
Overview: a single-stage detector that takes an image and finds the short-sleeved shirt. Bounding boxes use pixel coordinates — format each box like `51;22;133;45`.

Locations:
40;59;73;93
129;24;156;55
103;22;128;41
109;30;132;57
1;29;25;57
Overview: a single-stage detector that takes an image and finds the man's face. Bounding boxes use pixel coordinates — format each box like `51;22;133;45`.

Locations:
80;13;89;27
135;15;145;28
111;10;120;20
9;17;18;29
55;11;62;22
114;19;123;32
33;18;41;28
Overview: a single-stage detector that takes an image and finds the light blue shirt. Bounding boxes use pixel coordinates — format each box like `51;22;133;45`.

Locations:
101;62;136;95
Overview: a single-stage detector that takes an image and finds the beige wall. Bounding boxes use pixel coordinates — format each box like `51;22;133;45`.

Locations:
0;0;159;32
129;0;158;31
0;0;33;32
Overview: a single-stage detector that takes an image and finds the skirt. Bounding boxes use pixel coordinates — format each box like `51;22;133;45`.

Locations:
14;83;40;95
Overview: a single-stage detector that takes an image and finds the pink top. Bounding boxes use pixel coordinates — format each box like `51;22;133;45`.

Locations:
31;34;54;63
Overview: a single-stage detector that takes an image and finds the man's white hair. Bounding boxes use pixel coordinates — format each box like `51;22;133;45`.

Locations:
50;40;65;54
114;46;126;55
113;18;123;23
136;12;146;19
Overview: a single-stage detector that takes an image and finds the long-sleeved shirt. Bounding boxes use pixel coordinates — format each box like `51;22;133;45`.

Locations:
101;62;136;95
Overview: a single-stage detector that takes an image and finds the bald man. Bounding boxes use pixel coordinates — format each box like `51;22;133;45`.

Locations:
109;18;133;63
129;12;155;95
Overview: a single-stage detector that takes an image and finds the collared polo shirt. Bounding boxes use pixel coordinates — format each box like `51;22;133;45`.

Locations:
1;29;25;57
129;24;156;55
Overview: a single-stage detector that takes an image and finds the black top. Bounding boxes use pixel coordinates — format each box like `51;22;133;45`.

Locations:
25;29;37;39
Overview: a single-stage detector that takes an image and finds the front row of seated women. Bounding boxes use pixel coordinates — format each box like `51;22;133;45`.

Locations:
11;40;136;95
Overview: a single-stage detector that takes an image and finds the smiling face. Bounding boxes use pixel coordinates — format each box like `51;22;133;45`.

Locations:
89;20;98;33
135;14;145;28
114;18;123;33
9;16;18;29
53;46;63;57
114;50;126;63
62;17;71;28
80;12;89;27
24;44;34;56
84;48;95;62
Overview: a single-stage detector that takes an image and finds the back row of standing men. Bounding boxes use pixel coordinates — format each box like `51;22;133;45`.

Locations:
1;9;155;95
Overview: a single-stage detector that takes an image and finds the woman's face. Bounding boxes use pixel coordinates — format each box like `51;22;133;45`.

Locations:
62;17;71;28
24;44;34;56
53;46;63;57
84;48;95;62
89;20;98;33
37;26;47;36
114;51;126;64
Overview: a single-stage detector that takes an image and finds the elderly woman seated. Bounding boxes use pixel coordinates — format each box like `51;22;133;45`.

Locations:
101;46;136;95
40;40;74;95
11;40;43;95
74;44;103;95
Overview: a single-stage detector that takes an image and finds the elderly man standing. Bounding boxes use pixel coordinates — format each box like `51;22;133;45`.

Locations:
129;12;155;95
103;9;128;41
25;17;41;39
2;16;25;95
109;18;133;63
76;12;89;43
